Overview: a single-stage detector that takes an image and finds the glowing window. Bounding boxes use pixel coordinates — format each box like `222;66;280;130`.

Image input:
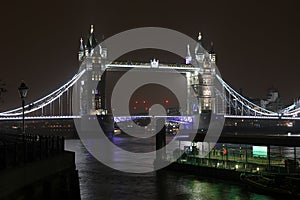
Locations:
203;89;211;96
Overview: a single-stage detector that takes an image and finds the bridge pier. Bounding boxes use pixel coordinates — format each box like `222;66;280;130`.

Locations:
154;118;167;168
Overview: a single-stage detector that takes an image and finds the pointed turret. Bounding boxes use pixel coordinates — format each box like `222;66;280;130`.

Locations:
195;32;205;62
198;32;202;43
78;37;85;61
209;42;216;63
86;25;98;54
100;35;107;59
209;42;215;54
80;38;85;52
185;44;192;64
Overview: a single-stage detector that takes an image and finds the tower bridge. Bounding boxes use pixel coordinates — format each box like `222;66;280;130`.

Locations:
1;25;300;127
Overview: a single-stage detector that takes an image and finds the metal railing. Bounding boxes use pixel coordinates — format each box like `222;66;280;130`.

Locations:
0;133;65;169
175;153;300;175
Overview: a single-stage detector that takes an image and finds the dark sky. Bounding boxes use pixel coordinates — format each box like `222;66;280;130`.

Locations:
1;0;300;111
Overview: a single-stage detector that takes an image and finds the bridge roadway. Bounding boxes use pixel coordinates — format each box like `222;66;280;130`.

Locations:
1;114;300;121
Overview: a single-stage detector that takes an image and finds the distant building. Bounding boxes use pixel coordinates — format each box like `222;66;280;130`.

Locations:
247;97;261;107
260;87;284;112
246;88;284;112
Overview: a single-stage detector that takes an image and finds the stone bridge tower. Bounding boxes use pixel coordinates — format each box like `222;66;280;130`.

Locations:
77;25;107;115
187;33;216;114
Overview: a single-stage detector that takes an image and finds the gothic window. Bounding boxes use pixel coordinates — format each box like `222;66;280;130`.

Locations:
203;89;211;96
204;61;210;68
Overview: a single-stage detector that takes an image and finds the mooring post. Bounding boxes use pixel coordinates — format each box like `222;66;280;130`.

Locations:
268;145;271;170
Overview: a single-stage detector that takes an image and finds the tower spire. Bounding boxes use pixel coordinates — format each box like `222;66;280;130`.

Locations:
86;25;98;54
78;37;85;61
195;32;205;62
209;42;215;54
187;44;191;56
79;37;84;51
185;44;192;64
90;25;94;34
198;32;202;41
209;41;216;62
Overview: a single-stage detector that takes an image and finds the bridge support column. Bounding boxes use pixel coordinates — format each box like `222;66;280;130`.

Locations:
154;118;167;167
186;72;192;115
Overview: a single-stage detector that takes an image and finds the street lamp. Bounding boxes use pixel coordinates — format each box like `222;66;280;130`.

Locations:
18;82;29;134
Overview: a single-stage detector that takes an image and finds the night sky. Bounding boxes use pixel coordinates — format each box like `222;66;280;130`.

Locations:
1;0;300;111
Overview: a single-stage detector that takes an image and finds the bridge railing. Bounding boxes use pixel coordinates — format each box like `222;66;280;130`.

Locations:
107;62;194;69
0;133;65;170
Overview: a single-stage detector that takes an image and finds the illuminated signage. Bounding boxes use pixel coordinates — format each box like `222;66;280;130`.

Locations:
252;146;267;158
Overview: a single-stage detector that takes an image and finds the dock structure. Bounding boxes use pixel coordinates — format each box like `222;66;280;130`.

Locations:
168;133;300;177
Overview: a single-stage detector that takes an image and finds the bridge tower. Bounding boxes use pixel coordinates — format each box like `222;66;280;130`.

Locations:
189;33;216;114
77;25;107;115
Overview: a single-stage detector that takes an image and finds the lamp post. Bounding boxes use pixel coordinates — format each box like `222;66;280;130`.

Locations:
18;82;29;134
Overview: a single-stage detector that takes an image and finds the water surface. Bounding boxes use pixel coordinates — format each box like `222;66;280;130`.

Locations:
65;139;274;200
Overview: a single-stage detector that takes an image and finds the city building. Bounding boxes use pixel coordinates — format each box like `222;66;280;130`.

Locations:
260;87;284;112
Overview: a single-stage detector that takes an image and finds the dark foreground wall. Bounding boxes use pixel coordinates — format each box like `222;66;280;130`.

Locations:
0;151;80;200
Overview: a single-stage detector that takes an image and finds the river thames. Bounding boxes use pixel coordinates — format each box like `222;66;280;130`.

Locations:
65;138;274;200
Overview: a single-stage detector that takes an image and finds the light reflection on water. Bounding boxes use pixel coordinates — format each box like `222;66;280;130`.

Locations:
65;139;274;200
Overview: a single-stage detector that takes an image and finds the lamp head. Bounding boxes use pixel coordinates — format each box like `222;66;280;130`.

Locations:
18;82;29;99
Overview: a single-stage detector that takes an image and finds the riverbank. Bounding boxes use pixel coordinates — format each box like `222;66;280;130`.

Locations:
0;133;80;200
0;151;80;200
